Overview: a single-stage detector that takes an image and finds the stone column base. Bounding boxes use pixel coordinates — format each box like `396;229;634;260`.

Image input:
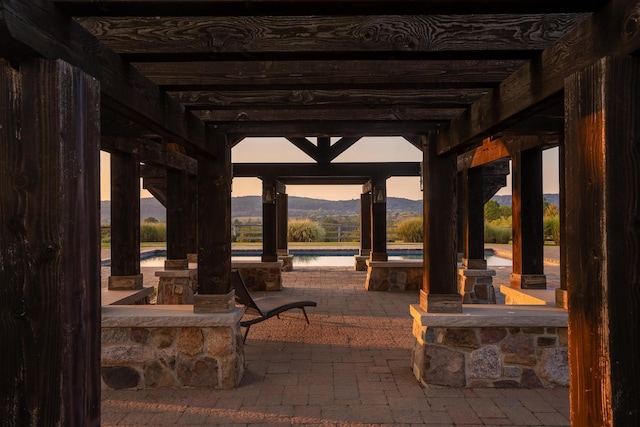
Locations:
354;255;369;271
510;273;547;289
194;291;236;313
155;269;197;304
279;255;294;272
108;274;143;290
555;288;568;309
458;268;496;304
420;290;463;313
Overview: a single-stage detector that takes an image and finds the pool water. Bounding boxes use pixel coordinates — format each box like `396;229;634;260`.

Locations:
132;252;511;268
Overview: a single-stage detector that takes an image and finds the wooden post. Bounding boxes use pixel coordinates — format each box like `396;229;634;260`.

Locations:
195;132;233;312
462;167;486;269
565;56;640;426
0;59;100;425
276;191;289;256
186;174;198;259
422;133;461;312
360;192;372;256
109;151;142;289
510;148;546;289
456;172;464;263
370;176;388;261
261;178;278;262
165;168;188;269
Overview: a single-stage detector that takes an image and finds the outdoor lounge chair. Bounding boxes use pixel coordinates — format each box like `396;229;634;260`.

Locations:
231;269;317;342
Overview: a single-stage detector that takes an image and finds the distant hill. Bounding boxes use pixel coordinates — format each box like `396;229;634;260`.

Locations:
100;196;422;224
491;193;559;207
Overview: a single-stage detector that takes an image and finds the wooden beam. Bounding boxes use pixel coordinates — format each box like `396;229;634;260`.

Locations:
220;120;437;137
77;14;586;56
171;89;488;108
438;0;640;154
101;137;198;174
232;162;421;178
136;60;523;87
195;107;463;122
54;0;606;16
457;135;558;170
0;0;209;154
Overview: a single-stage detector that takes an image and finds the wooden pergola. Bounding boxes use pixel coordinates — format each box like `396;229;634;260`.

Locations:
1;0;639;425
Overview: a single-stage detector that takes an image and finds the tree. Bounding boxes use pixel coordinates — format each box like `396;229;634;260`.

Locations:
143;216;159;223
484;200;502;222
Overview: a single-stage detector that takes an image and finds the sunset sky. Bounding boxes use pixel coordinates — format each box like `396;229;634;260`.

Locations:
100;137;559;201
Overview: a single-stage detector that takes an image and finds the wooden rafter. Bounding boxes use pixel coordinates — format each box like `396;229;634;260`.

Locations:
0;0;209;154
437;0;640;154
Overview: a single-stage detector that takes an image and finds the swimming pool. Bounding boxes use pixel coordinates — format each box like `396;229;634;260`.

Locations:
103;249;511;268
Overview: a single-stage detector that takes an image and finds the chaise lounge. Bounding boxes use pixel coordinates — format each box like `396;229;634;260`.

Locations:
231;269;317;342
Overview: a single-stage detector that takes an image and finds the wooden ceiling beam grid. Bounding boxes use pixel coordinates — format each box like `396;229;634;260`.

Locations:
0;0;210;155
438;0;640;154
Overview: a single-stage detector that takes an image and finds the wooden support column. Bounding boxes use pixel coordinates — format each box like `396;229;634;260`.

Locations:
108;151;142;290
186;174;198;261
195;132;234;313
370;176;388;261
462;167;487;269
510;148;546;289
276;191;289;256
456;172;464;263
422;133;461;313
165;169;188;269
261;178;278;262
0;59;100;426
565;56;640;426
360;191;372;257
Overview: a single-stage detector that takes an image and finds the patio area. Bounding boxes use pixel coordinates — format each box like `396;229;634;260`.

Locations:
101;258;569;426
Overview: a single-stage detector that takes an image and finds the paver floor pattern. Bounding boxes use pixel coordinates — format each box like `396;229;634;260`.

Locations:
102;266;569;426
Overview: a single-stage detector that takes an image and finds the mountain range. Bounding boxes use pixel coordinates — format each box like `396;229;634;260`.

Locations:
100;194;559;224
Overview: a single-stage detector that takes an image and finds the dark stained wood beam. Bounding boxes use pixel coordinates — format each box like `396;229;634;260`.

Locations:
54;0;606;17
457;135;558;170
403;136;423;150
0;0;209;155
76;14;587;57
171;89;488;108
135;60;523;88
277;177;371;185
232;162;421;178
194;107;463;122
101;137;197;174
219;120;437;137
437;0;640;154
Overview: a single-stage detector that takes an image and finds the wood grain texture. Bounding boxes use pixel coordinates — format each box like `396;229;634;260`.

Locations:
136;60;523;87
0;59;100;426
53;0;605;17
231;162;421;178
565;56;640;426
0;0;207;153
77;14;586;54
438;0;640;154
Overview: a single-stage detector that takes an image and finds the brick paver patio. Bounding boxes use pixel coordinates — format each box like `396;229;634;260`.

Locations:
101;255;569;426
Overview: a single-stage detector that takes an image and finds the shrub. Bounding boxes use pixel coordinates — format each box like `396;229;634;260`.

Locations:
396;217;423;242
288;219;326;242
484;225;511;244
544;216;560;245
140;222;166;242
